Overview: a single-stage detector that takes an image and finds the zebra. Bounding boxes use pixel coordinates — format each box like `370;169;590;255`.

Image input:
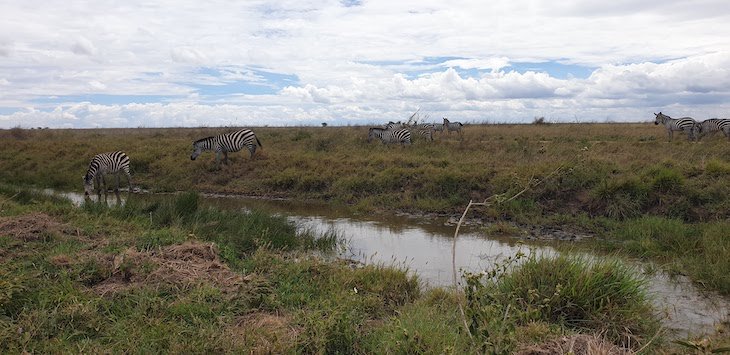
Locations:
83;151;132;200
367;127;411;145
385;121;406;130
692;118;730;141
442;117;464;137
191;128;262;168
414;123;436;141
654;112;697;141
415;128;434;141
432;123;444;133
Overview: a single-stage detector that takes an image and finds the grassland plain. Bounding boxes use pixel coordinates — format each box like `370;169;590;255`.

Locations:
5;187;727;353
1;123;730;294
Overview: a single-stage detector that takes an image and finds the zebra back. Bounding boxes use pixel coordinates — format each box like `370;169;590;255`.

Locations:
191;129;261;160
84;151;130;183
215;129;261;153
368;127;411;145
654;112;695;130
695;118;730;140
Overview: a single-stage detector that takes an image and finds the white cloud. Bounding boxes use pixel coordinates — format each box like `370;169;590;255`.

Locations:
1;0;730;127
71;36;97;56
170;47;208;64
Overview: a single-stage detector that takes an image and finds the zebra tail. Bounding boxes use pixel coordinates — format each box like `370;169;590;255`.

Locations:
256;136;262;148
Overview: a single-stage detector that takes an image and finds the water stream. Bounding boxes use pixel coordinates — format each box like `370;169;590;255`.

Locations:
51;190;729;338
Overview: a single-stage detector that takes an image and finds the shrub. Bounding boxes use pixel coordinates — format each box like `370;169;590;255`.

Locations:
589;178;649;219
649;167;684;193
465;254;659;350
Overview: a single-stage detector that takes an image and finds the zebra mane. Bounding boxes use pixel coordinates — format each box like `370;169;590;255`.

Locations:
193;136;216;145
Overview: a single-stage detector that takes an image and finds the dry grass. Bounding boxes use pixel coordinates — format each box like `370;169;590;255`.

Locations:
516;334;634;355
92;241;254;296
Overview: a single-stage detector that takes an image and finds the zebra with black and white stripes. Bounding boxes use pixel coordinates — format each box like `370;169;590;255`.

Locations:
654;112;697;141
692;118;730;141
443;117;464;137
83;151;132;200
367;127;411;145
384;121;406;130
191;129;262;168
415;123;435;141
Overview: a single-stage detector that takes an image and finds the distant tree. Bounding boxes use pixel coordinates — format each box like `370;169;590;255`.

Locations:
321;122;328;127
533;116;549;125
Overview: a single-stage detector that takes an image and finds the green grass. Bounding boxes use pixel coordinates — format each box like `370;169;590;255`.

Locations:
2;123;730;352
465;253;660;352
1;185;725;353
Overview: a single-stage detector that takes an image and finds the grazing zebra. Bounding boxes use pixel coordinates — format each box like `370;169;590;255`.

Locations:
83;151;132;200
414;123;436;141
432;124;444;133
442;117;464;136
653;112;697;141
692;118;730;141
367;127;411;145
415;128;434;141
191;129;262;168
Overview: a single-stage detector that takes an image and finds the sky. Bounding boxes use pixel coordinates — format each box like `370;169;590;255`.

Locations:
1;0;730;128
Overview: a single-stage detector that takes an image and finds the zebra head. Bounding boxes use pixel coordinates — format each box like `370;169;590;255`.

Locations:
654;112;668;125
692;122;703;138
367;127;379;142
82;174;94;196
190;138;208;160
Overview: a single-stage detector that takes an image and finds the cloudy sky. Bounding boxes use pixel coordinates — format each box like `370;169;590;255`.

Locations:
1;0;729;128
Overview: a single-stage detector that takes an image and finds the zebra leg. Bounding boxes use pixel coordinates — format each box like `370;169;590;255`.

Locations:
249;144;256;159
99;174;108;201
113;173;121;202
126;172;133;193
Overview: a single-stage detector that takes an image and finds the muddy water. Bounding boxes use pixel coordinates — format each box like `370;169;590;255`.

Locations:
49;190;729;338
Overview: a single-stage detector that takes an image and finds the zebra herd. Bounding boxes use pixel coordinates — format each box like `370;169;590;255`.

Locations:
654;112;730;142
83;117;463;198
83;112;725;199
367;117;465;145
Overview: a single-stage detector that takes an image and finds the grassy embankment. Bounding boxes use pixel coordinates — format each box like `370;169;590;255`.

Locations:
5;185;709;353
1;124;729;296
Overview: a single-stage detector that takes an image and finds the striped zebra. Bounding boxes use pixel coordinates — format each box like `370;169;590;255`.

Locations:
83;151;132;199
385;121;406;130
432;123;444;133
692;118;730;141
654;112;697;141
415;124;436;141
443;117;464;136
367;127;411;145
191;129;262;168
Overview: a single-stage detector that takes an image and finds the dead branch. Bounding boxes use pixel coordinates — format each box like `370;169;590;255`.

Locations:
451;151;585;339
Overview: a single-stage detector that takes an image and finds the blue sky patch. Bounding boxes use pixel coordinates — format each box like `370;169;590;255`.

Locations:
189;67;299;96
507;61;595;79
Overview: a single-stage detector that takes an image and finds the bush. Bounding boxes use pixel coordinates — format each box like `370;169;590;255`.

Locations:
589;178;649;219
649;167;684;193
465;254;659;350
